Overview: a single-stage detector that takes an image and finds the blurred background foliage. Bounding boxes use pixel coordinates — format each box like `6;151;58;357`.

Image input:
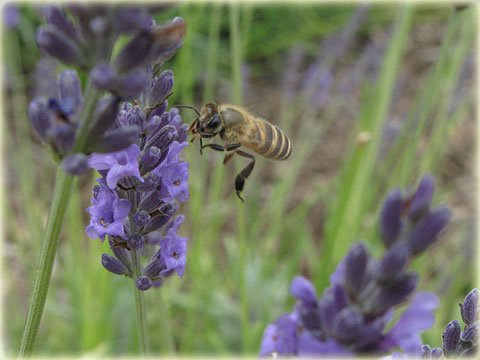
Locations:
3;2;476;356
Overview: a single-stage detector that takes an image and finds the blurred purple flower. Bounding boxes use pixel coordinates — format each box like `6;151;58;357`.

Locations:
260;174;451;357
4;4;19;29
86;178;131;241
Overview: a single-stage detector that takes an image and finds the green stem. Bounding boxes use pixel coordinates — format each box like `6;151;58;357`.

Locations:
18;47;107;355
18;169;75;357
131;250;148;356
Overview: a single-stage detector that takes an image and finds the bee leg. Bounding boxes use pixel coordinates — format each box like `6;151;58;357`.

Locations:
201;143;226;152
223;152;235;164
225;143;241;151
199;137;203;155
234;150;256;202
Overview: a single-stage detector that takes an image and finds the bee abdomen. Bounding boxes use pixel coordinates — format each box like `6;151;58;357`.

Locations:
253;120;292;160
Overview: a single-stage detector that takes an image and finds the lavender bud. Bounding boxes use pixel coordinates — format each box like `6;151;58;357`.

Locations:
109;237;132;272
36;25;85;66
378;242;408;279
421;344;431;358
112;7;153;35
379;189;403;247
431;347;443;358
344;242;369;295
116;69;149;98
136;275;152;291
148;70;174;107
114;32;153;73
150;17;185;62
44;5;77;39
61;153;89;175
460;322;478;345
144;202;174;233
141;146;161;170
136;175;161;192
443;320;461;356
48;124;76;155
332;306;364;343
149;124;177;152
117;105;146;129
127;233;145;250
85;96;121;148
133;211;151;228
91;63;116;91
407;207;451;256
149;101;168;119
319;284;349;332
145;115;163;136
408;174;435;221
86;126;140;154
101;253;128;275
290;277;317;306
460;288;479;325
375;272;418;311
28;98;52;141
144;259;165;278
59;69;83;111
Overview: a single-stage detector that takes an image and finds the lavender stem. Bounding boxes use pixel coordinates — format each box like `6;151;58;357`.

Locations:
132;249;148;356
18;170;75;357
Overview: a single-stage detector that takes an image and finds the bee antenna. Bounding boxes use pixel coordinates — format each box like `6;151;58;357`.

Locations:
174;105;200;116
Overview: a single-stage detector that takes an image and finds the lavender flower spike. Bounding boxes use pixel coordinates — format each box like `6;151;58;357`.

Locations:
260;174;450;357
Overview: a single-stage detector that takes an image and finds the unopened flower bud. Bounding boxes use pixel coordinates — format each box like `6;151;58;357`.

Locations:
144;202;174;233
136;275;152;291
148;70;174;107
379;189;403;247
133;211;151;228
460;288;479;326
44;5;77;39
86;126;140;154
378;242;408;279
62;153;89;175
407;207;451;256
101;253;129;275
114;32;153;73
460;322;478;345
28;98;52;141
59;69;83;112
144;259;165;278
344;242;369;295
442;320;461;357
141;146;161;168
332;306;364;343
408;174;435;221
290;277;317;306
36;25;85;66
374;272;418;311
127;233;145;250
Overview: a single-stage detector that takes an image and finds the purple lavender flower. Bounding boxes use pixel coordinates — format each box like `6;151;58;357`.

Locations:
88;144;143;190
85;178;131;241
27;5;184;177
85;46;190;290
260;314;298;357
260;174;451;357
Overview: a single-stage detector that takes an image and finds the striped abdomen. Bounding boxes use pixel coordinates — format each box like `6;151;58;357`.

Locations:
247;118;292;160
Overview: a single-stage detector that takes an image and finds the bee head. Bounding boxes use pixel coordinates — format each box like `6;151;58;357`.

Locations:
198;103;223;135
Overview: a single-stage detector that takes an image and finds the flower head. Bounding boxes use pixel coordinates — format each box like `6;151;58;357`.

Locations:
86;179;131;241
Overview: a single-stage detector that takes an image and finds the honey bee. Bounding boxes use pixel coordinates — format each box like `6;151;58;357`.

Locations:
176;103;292;201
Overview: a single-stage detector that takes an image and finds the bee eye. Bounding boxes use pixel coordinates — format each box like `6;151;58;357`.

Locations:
207;114;221;129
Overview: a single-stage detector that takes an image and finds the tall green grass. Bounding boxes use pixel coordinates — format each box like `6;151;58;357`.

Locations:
3;3;475;356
